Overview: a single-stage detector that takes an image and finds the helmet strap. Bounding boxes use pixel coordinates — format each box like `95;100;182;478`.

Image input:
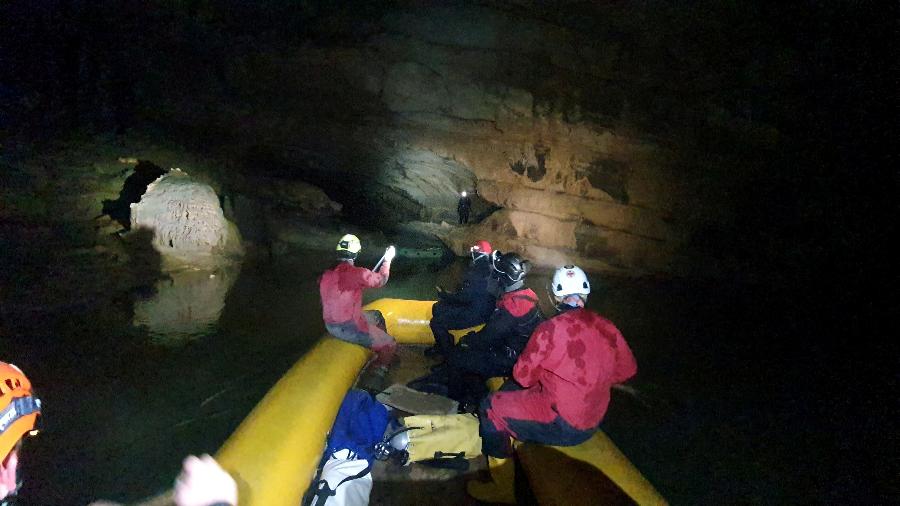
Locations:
504;279;525;292
0;397;40;435
555;294;585;312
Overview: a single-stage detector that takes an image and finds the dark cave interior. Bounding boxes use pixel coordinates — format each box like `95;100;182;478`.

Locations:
0;1;895;504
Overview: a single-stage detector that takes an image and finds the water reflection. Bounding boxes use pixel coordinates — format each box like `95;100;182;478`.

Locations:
133;267;239;345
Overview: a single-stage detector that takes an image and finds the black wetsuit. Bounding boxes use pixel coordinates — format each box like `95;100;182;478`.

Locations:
443;288;544;407
429;256;496;356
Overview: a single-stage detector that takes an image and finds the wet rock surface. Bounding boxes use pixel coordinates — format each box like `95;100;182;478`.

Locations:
131;169;243;269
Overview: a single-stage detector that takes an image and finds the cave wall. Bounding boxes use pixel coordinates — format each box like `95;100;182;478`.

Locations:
2;1;803;276
142;4;694;274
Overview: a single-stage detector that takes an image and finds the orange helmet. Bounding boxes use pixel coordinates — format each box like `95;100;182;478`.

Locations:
0;362;41;459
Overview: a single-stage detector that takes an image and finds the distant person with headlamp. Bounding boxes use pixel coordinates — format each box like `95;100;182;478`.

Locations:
457;191;471;224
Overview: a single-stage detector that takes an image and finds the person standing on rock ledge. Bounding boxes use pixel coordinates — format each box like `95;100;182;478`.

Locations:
319;234;397;366
457;191;472;224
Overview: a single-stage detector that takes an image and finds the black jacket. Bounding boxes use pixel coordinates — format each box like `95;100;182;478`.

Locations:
438;256;495;319
460;288;544;369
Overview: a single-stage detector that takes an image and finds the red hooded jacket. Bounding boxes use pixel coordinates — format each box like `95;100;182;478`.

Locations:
319;261;389;330
513;307;637;430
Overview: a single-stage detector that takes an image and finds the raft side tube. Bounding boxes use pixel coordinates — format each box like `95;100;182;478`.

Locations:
215;339;370;506
520;431;668;506
364;298;481;344
214;299;663;505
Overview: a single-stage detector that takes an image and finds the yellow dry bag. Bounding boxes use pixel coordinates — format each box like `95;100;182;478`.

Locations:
402;413;482;463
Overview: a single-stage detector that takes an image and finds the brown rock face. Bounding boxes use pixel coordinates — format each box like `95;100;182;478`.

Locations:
140;4;707;274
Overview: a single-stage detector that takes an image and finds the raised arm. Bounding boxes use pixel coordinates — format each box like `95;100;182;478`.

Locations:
358;261;390;288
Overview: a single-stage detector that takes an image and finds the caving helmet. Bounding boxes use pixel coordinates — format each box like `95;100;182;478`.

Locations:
491;252;531;292
336;234;361;261
470;240;492;262
551;265;591;304
0;362;41;462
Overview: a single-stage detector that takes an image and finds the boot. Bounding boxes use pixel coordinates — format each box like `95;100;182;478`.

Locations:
466;456;516;504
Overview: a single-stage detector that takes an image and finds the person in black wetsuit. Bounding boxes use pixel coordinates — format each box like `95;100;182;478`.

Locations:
457;191;471;224
413;252;544;410
426;240;497;359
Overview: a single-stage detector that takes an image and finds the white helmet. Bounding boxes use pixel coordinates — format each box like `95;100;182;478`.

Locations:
551;265;590;298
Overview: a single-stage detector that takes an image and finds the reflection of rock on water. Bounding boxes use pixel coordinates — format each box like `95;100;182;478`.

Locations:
134;267;238;345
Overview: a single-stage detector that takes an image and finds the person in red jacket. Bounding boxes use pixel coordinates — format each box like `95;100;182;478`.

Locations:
477;264;637;457
319;234;397;365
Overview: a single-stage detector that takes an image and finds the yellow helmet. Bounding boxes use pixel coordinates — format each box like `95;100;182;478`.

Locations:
336;234;361;259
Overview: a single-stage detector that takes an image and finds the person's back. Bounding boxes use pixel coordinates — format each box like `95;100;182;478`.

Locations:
320;261;387;331
514;307;636;429
319;234;396;364
474;265;638;464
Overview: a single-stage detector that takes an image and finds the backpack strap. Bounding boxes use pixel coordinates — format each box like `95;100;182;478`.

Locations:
311;461;373;505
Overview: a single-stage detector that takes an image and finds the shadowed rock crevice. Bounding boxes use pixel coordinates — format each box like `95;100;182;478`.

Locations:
101;160;168;229
577;159;630;204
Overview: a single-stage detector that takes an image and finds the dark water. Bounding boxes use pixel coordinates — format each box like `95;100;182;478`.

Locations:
3;252;865;505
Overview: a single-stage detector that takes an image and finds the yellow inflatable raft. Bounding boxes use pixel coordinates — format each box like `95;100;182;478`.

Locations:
215;298;666;505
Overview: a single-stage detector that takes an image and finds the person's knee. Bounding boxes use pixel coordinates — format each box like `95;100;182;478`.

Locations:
430;306;453;325
364;310;387;331
429;317;449;332
478;409;513;458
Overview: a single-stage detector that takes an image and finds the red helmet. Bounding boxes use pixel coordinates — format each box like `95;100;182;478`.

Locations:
0;362;41;459
470;240;492;261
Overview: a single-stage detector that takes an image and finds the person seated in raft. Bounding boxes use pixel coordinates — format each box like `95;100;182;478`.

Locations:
412;252;544;409
319;234;397;366
425;239;498;359
467;265;637;503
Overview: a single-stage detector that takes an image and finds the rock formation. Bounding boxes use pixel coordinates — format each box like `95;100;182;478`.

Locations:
215;5;688;274
4;2;795;276
130;169;243;269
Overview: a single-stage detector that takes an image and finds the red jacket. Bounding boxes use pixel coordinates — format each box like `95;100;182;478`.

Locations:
319;261;389;330
513;307;637;430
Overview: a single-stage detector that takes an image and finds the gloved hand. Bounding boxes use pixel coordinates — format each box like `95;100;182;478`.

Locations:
384;245;396;262
174;454;238;506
